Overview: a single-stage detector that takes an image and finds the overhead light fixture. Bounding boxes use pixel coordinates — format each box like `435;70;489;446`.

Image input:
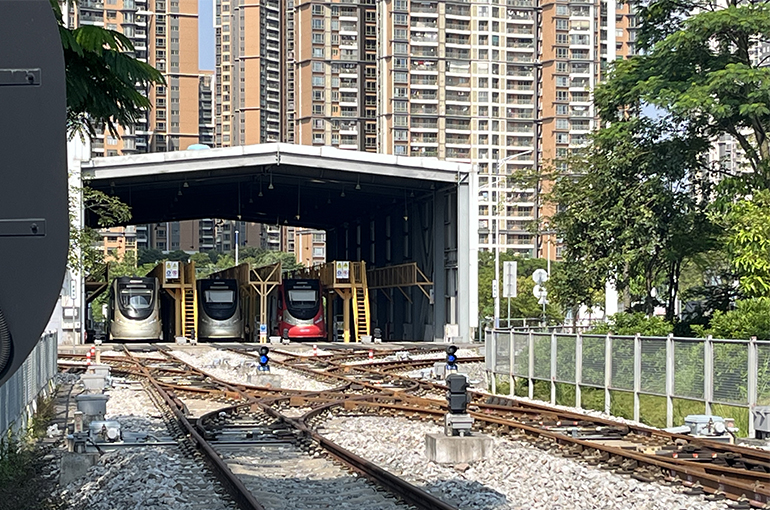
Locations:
183;180;189;188
403;192;409;222
327;193;332;204
409;190;415;198
355;175;361;190
268;171;274;190
340;187;346;198
258;176;263;197
178;188;183;196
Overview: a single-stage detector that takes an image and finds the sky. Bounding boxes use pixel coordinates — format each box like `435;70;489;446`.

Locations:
199;0;215;71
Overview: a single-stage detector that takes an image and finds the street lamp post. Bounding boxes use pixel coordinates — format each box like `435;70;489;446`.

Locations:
492;148;534;330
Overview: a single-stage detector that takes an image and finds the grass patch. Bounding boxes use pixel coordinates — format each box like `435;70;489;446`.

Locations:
580;387;605;412
639;394;666;428
0;392;60;510
532;379;550;401
491;375;511;395
609;390;634;420
672;398;705;427
555;382;577;407
712;403;750;438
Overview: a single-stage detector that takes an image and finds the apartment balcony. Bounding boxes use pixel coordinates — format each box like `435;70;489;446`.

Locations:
410;134;438;144
410;20;438;29
445;105;470;116
411;2;438;14
445;148;470;159
410;61;438;73
410;104;439;115
445;123;471;132
410;120;438;130
507;10;534;21
445;61;470;74
445;21;471;32
79;0;104;10
445;5;471;17
79;12;104;24
445;36;471;47
445;137;471;146
410;90;437;100
411;48;438;59
411;76;438;86
411;147;439;157
411;33;438;44
507;0;534;6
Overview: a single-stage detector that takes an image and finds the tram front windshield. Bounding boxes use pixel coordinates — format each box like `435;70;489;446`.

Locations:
118;285;154;319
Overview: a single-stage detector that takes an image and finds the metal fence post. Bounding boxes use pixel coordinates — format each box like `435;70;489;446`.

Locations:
605;332;612;415
509;331;515;397
634;333;641;423
666;333;674;428
528;329;535;400
575;331;583;409
491;329;498;394
550;331;557;405
704;335;713;416
749;336;758;438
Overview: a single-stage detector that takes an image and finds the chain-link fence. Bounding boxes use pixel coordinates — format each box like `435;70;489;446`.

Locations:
485;329;769;437
0;333;58;438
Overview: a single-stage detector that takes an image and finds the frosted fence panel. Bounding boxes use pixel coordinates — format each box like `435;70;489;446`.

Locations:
712;341;748;404
532;333;551;380
611;336;634;391
513;332;529;377
555;334;576;383
581;335;605;387
673;340;704;399
495;331;511;372
640;338;666;395
757;343;770;405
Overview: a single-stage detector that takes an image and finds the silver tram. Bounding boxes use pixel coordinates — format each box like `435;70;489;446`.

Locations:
108;277;162;341
197;279;243;341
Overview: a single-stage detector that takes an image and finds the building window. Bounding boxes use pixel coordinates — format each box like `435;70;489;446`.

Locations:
556;118;569;129
312;18;323;29
312;4;324;14
556;19;568;30
313;104;324;114
394;115;407;127
313;47;324;57
556;47;568;58
394;71;407;83
394;0;407;10
556;90;568;101
312;76;324;86
393;13;407;25
394;145;407;155
312;61;324;72
313;33;324;44
393;42;407;54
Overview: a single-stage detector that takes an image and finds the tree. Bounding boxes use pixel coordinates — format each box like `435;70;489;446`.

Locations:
596;0;770;191
550;117;717;320
723;190;770;297
50;0;164;137
138;248;165;266
166;250;191;262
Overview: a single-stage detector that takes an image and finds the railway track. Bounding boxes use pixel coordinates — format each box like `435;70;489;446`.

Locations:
59;344;770;508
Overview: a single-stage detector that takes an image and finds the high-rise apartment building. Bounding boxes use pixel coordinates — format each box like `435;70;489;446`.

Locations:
213;0;634;259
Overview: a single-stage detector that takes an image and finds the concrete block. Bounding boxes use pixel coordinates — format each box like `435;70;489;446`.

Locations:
360;335;373;343
247;374;282;388
87;363;110;379
60;452;99;486
425;433;492;464
80;373;106;392
269;336;282;344
76;394;108;421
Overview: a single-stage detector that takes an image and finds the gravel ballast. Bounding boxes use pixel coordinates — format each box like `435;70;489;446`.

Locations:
320;415;729;510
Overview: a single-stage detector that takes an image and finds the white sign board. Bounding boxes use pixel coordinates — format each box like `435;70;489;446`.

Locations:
335;261;350;280
259;323;267;342
532;268;549;285
165;261;180;280
503;261;517;298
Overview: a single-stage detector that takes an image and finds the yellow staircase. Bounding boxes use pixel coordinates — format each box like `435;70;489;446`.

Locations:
183;288;197;339
351;262;370;340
